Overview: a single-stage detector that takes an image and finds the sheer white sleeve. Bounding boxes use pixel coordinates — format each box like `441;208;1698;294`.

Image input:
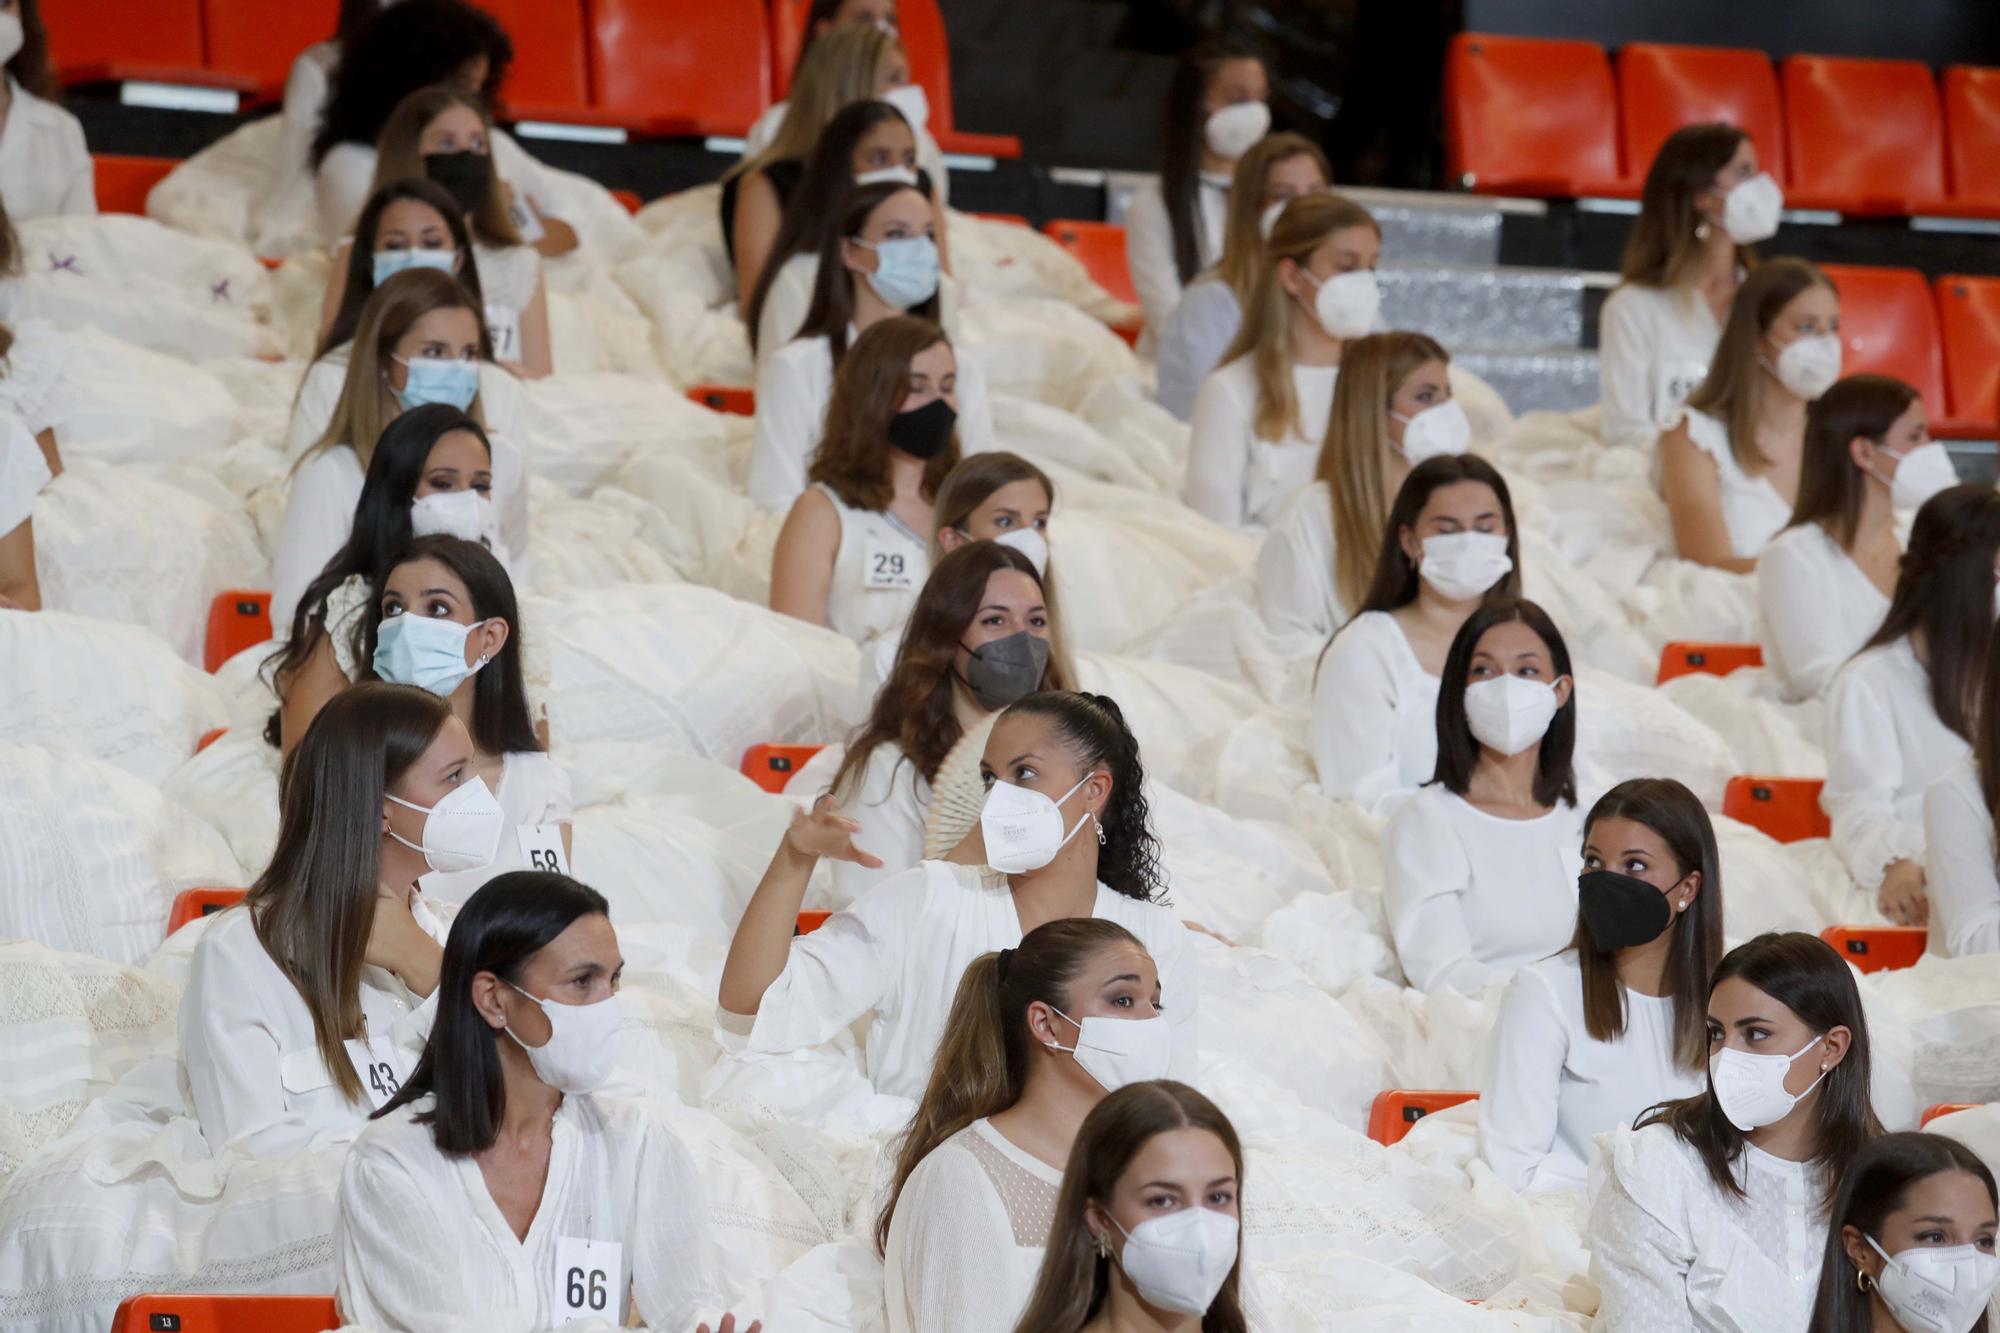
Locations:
1925;762;2000;957
1823;662;1922;891
736;868;922;1052
333;1137;466;1332
1477;966;1570;1194
1597;287;1661;452
628;1113;728;1331
1310;627;1413;817
886;1145;1031;1333
1587;1134;1699;1333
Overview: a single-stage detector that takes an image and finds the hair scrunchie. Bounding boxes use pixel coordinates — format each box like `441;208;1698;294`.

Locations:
996;947;1014;980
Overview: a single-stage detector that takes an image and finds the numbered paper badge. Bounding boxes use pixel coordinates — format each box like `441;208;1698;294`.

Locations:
555;1236;622;1326
863;534;917;590
343;1033;416;1111
518;823;571;875
485;302;522;363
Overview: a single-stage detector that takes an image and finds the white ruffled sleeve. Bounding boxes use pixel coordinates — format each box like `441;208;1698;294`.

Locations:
1477;965;1570;1194
1184;368;1252;528
1822;658;1924;891
1925;761;2000;958
1382;795;1498;995
1757;529;1848;700
1587;1128;1699;1333
334;1129;477;1332
886;1143;1029;1333
1310;622;1415;816
734;865;924;1053
627;1109;727;1331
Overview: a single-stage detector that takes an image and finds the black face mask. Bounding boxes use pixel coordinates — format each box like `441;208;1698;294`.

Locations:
1578;869;1679;952
425;151;494;215
960;630;1050;711
886;397;957;460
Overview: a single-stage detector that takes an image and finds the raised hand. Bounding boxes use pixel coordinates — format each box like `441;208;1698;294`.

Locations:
783;797;884;869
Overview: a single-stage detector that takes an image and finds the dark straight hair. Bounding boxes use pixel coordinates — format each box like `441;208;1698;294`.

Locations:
1571;778;1725;1069
1355;454;1523;614
333;0;391;50
1001;691;1165;903
319;176;487;360
1809;1131;1997;1333
795;180;942;366
312;0;512;165
8;0;54;102
1858;483;2000;743
377;870;611;1154
1637;931;1884;1209
1430;597;1577;808
1160;35;1263;286
1786;374;1923;551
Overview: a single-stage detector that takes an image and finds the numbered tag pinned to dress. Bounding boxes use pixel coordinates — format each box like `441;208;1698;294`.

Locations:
518;823;571;875
343;1033;415;1111
555;1236;622;1326
863;535;916;591
485;302;522;363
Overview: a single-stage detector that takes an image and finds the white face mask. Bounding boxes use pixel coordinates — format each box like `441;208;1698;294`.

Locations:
880;83;930;133
0;14;23;67
1044;1006;1172;1093
1769;333;1842;401
504;982;621;1095
992;527;1049;576
386;776;505;874
1866;1235;2000;1333
410;489;497;544
1709;1033;1827;1132
981;774;1092;875
1881;440;1958;512
1107;1207;1240;1316
1462;673;1561;756
1419;531;1512;603
1203;100;1270;159
1721;172;1784;245
1392;399;1472;466
854;165;920;188
1304;267;1380;340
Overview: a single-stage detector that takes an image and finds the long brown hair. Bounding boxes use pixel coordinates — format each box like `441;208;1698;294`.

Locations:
1786;374;1922;551
874;918;1145;1254
1214;133;1331;304
1011;1081;1248;1333
807;315;959;510
1684;257;1836;477
0;195;19;364
1319;330;1448;613
1862;484;2000;743
727;22;902;183
929;452;1077;686
827;541;1068;799
370;84;520;248
248;683;453;1103
1572;778;1725;1069
7;0;54;103
1219;191;1380;443
1620;122;1760;291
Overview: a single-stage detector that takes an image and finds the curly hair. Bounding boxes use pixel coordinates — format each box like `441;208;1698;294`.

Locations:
312;0;512;166
999;691;1164;902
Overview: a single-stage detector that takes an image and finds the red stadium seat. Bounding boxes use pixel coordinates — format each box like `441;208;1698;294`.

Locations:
1820;925;1927;974
1722;776;1830;844
1655;641;1762;685
1944;67;2000;212
741;743;824;794
1935;275;2000;432
610;188;643;215
1817;264;1979;435
202;0;338;100
770;0;811;101
688;384;756;416
974;212;1031;228
796;910;832;935
203;589;272;673
196;728;228;754
166;889;247;936
1042;220;1137;308
1922;1103;1981;1126
1443;33;1631;198
476;0;595;123
590;0;770;138
1782;55;1951;216
897;0;1019;159
112;1293;337;1333
1367;1090;1478;1146
92;155;175;216
43;0;254;99
1617;43;1786;190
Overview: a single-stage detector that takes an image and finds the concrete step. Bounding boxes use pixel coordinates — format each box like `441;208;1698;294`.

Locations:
1456;347;1600;415
1377;262;1584;352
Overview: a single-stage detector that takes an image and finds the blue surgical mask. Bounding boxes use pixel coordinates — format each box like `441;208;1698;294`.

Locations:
390;354;479;411
372;247;457;287
373;613;491;695
856;234;940;309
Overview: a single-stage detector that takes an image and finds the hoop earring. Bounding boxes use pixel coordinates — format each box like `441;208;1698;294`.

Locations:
1095;1232;1109;1259
1096;820;1107;847
1695;219;1712;241
1857;1268;1874;1293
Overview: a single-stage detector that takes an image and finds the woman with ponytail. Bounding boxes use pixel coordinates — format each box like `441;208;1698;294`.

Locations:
879;918;1167;1333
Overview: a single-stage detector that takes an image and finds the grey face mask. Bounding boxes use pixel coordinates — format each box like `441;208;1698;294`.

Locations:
960;630;1050;711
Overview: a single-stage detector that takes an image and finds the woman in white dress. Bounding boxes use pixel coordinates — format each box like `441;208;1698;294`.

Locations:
1481;778;1724;1194
1382;597;1583;995
337;871;751;1332
1154;132;1332;422
1184;191;1382;530
749;178;994;511
1589;930;1883;1333
879;918;1169;1333
0;408;41;609
1806;1132;2000;1333
1258;330;1466;646
1601;123;1780;451
1825;485;2000;927
1659;257;1840;571
718;690;1195;1102
1009;1081;1248;1333
1310;453;1520;815
1124;36;1270;337
184;683;499;1156
255;0;388;241
770;314;960;646
1923;631;2000;959
314;175;490;356
1760;375;1936;701
0;0;92;217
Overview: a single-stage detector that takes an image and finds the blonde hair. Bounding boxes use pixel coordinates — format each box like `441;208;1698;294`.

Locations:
1219;192;1381;442
1214;133;1331;305
929;451;1078;689
371;85;520;248
734;23;902;179
1684;257;1835;476
1319;330;1450;612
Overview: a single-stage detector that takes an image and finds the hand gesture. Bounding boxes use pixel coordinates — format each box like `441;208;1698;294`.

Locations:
695;1316;761;1333
364;892;438;980
1877;858;1930;928
783;797;883;868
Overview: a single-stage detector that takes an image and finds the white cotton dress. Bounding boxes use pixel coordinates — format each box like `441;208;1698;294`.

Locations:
1589;1121;1829;1332
811;483;929;650
883;1117;1063;1333
1822;636;1972;892
1155;276;1240;423
1757;522;1891;701
1309;610;1440;817
0;76;94;218
1478;950;1705;1195
1254;478;1350;648
335;1093;725;1333
1381;786;1583;996
723;860;1196;1101
1672;408;1792;561
1923;758;2000;958
1184;355;1336;530
1121;176;1227;338
1598;283;1721;452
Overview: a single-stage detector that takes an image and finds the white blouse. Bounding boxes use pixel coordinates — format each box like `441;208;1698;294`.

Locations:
1479;951;1704;1195
1122;176;1227;338
1185;355;1336;530
884;1117;1063;1333
0;409;49;537
284;344;527;464
1924;758;2000;958
812;482;929;649
180;897;451;1157
470;241;541;366
1155;277;1241;423
0;77;93;218
1674;408;1791;561
1381;786;1583;995
1599;282;1720;452
420;752;575;902
1255;479;1350;647
1310;610;1439;817
828;740;931;908
1757;522;1890;701
335;1093;724;1332
1822;636;1972;892
1589;1122;1829;1333
725;860;1197;1102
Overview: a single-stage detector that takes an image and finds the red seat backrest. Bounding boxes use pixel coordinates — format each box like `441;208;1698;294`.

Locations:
204;589;273;674
44;0;205;78
167;888;248;936
1721;776;1830;844
589;0;769;137
1655;641;1763;685
770;0;813;102
1042;219;1138;308
1943;67;2000;205
1819;264;1948;420
1444;33;1620;195
897;0;956;138
478;0;592;115
1617;43;1786;190
92;154;176;215
203;0;337;95
1819;925;1927;974
1934;274;2000;425
112;1294;339;1333
1366;1090;1479;1146
740;743;824;793
1782;55;1944;213
1922;1103;1982;1127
